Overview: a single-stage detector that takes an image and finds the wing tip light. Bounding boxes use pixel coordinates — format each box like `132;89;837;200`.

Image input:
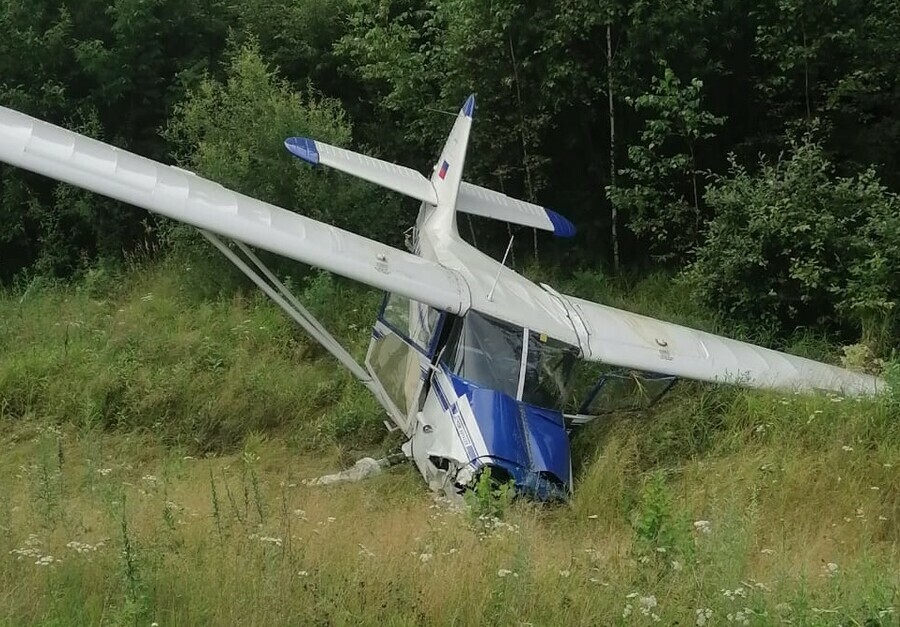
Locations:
545;208;576;238
284;137;320;165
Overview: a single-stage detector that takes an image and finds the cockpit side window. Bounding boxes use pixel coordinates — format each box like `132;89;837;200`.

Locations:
522;333;579;411
380;292;443;355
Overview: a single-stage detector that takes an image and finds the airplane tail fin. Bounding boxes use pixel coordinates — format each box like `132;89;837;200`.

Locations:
429;94;475;211
284;93;576;237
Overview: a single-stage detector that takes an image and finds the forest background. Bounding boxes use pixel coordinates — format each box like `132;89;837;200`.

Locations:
1;3;900;624
3;0;900;351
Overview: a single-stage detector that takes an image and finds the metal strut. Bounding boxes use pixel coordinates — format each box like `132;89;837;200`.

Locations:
200;230;379;390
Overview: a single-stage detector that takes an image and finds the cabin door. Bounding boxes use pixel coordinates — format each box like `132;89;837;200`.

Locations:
365;293;445;435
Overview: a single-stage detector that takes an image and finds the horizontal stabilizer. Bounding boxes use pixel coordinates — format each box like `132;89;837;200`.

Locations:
285;137;438;205
457;182;576;238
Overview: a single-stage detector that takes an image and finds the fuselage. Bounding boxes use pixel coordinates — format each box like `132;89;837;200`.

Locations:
365;200;579;500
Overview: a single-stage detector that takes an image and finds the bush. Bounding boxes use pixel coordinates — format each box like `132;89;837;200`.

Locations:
162;39;406;250
689;132;900;348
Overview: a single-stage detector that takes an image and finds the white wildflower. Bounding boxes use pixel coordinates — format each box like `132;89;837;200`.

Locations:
35;555;58;566
419;553;433;564
823;562;839;577
497;568;516;578
726;608;752;624
97;468;112;476
9;535;46;561
695;608;713;626
760;548;775;555
671;560;684;572
248;533;283;546
622;604;633;619
722;587;747;600
639;595;658;616
558;569;571;578
141;474;158;483
693;520;712;534
66;540;105;554
842;445;854;452
297;570;309;577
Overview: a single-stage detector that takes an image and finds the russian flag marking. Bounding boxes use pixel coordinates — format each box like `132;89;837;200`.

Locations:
438;160;449;180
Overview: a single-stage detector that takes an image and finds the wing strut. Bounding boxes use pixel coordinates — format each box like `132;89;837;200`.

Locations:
200;231;400;418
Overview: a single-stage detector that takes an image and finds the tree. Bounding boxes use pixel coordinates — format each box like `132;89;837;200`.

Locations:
610;63;724;261
752;0;900;186
0;0;229;279
164;41;405;246
689;132;900;347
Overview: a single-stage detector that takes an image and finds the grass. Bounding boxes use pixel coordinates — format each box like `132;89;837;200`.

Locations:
0;256;897;625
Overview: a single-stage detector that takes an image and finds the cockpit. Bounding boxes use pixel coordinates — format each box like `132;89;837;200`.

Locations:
365;293;674;501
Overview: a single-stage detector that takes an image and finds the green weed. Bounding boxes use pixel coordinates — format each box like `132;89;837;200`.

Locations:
465;466;516;521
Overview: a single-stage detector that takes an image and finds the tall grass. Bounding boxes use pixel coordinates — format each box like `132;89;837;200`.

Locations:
0;255;383;454
0;259;897;625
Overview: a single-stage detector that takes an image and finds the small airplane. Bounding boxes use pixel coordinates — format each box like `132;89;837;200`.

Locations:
0;95;882;501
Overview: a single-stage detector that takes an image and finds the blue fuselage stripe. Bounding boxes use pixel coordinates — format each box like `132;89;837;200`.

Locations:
433;379;479;462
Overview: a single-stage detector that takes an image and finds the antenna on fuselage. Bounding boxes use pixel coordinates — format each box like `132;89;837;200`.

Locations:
487;235;514;302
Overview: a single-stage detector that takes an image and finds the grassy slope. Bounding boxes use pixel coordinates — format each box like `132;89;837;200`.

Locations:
0;259;897;626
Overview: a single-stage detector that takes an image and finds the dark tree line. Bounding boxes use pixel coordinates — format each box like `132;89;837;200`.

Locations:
2;0;900;344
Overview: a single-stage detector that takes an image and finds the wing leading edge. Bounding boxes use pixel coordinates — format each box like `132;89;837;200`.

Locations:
556;293;881;396
0;106;468;314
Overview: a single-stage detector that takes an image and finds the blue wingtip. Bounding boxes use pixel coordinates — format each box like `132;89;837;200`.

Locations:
284;137;320;165
462;94;476;118
545;208;577;238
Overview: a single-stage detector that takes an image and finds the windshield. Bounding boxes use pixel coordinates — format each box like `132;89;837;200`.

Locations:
443;312;578;410
445;312;523;398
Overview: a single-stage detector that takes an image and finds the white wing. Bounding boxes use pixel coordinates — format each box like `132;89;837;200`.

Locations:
0;106;468;314
285;137;438;205
556;292;882;396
